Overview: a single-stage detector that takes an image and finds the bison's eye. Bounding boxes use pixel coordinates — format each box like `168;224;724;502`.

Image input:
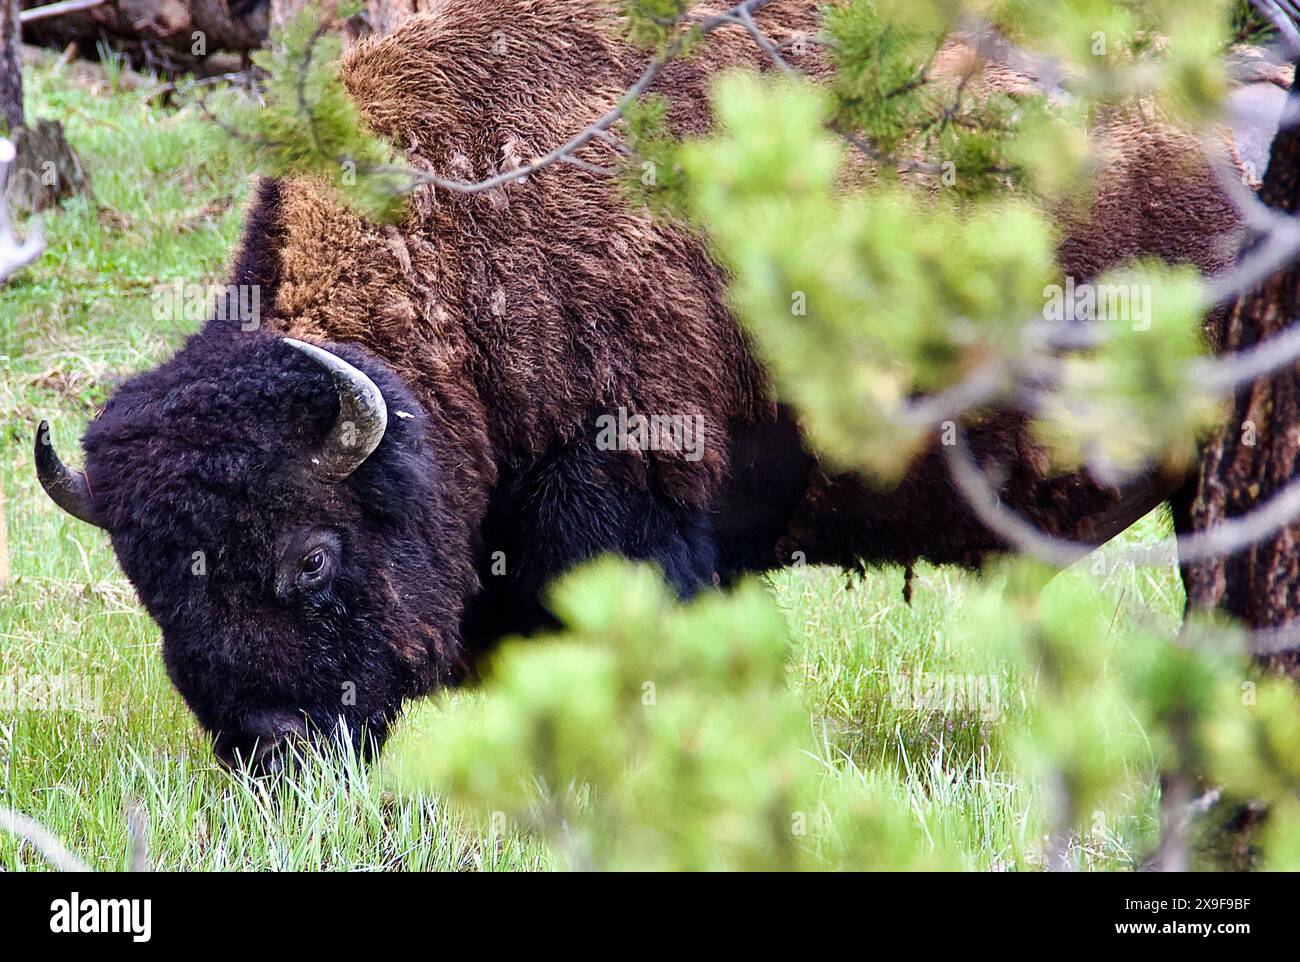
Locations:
274;529;340;599
298;548;329;586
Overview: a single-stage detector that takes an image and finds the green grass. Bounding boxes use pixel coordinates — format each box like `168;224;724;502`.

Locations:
0;54;1182;871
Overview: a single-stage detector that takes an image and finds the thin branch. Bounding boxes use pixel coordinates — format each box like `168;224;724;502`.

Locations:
0;139;45;284
126;802;150;872
591;128;634;156
1182;617;1300;656
736;6;798;78
383;0;781;196
1251;0;1300;58
836;126;944;177
1194;318;1300;391
19;0;107;24
0;806;89;872
943;429;1300;569
377;0;949;196
895;363;1007;426
897;129;1300;430
727;3;947;176
1202;212;1300;308
558;153;619;176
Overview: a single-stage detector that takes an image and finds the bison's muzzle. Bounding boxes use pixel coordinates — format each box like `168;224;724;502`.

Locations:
211;710;311;777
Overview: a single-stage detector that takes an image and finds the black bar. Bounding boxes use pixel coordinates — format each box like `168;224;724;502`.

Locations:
0;871;1281;947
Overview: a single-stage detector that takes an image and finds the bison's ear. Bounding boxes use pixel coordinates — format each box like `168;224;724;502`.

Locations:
35;420;104;528
283;338;389;483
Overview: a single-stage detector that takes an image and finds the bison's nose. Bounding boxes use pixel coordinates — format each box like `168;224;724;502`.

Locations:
212;710;309;776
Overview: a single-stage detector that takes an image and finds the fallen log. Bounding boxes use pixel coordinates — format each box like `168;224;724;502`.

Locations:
19;0;269;67
18;0;419;68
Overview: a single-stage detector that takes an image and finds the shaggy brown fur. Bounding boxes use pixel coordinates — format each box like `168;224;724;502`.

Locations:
244;0;1255;581
248;2;827;610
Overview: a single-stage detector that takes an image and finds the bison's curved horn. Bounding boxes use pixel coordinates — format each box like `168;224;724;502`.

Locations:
34;420;103;528
283;338;389;483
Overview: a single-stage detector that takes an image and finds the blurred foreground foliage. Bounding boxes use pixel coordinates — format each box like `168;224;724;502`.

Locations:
390;558;1300;870
234;4;410;220
659;0;1234;483
390;559;965;870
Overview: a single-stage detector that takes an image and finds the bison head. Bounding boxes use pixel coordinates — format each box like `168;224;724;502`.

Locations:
36;334;463;774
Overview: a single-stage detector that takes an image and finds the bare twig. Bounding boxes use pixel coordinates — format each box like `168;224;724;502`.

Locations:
374;0;956;195
1194;318;1300;391
378;0;781;196
19;0;107;24
558;153;619;177
1251;0;1300;58
727;3;948;176
1182;617;1300;656
735;5;798;78
126;802;150;872
1202;213;1300;308
896;363;1008;426
0;138;44;283
943;430;1300;569
0;806;89;871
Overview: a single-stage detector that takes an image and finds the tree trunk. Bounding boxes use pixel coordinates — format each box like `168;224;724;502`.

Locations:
1185;75;1300;676
1;0;22;132
10;118;88;211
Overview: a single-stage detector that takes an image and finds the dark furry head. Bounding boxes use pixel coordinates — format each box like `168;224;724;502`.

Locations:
80;330;463;771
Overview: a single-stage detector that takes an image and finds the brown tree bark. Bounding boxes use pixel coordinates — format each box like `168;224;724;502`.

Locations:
10;118;88;211
4;2;86;211
1185;76;1300;676
0;1;23;596
1;0;22;131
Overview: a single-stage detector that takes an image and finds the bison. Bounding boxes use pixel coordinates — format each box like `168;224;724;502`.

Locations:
34;0;1269;771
